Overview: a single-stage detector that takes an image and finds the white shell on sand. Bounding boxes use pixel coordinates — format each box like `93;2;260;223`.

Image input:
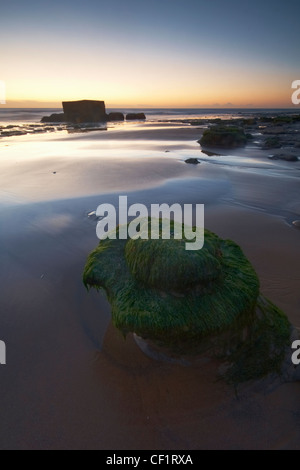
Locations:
292;220;300;228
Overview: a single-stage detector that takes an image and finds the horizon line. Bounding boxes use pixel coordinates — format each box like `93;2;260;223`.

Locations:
0;104;298;110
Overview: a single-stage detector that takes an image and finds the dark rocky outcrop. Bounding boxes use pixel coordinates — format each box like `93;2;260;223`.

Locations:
268;153;299;162
126;113;146;120
62;100;108;123
108;112;124;121
41;101;148;124
262;137;282;149
41;113;66;123
1;130;27;137
199;126;247;149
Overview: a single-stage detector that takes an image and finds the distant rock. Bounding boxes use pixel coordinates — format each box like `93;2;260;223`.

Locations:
262;137;282;149
41;101;148;124
63;100;108;123
1;130;27;137
108;112;124;121
126;113;146;120
199;126;247;149
185;158;200;164
268;153;299;162
41;113;66;123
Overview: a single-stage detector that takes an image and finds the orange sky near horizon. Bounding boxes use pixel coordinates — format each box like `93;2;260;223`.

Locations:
2;70;296;109
1;0;299;109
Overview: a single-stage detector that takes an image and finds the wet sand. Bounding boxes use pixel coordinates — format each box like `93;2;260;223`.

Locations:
0;123;300;449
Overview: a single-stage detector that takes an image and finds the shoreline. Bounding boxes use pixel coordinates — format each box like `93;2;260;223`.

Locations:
1;107;300;143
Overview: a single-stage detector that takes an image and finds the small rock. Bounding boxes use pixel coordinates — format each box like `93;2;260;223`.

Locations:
87;211;100;221
185;158;200;164
268;153;298;162
292;220;300;229
1;130;27;137
41;113;66;123
108;112;124;121
126;113;146;120
282;154;298;162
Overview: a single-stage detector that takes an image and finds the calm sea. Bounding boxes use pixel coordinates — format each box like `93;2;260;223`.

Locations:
0;107;297;125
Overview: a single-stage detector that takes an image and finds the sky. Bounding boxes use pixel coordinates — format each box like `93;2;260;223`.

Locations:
0;0;299;108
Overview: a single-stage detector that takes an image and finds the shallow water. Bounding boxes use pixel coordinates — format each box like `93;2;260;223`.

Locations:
0;119;300;449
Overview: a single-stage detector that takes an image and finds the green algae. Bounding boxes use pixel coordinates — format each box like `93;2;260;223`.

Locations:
224;295;291;385
199;126;248;148
83;218;291;384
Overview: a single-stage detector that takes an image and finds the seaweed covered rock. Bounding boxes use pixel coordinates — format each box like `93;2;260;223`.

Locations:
262;137;282;149
83;218;299;385
199;126;247;148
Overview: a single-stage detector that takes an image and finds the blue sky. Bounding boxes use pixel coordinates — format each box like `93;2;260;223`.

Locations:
1;0;299;106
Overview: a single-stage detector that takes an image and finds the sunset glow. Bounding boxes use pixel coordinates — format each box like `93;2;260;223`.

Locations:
1;0;299;108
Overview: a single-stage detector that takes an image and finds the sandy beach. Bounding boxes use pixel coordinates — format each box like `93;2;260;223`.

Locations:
0;121;300;449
